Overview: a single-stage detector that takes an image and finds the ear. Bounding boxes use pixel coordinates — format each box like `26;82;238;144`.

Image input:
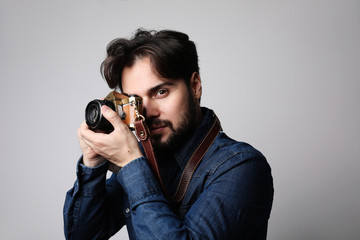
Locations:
190;72;202;101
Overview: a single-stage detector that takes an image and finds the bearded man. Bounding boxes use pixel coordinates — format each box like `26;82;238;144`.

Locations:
64;29;274;240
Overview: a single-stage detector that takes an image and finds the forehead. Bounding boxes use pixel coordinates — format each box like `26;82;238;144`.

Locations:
121;57;175;96
122;57;153;91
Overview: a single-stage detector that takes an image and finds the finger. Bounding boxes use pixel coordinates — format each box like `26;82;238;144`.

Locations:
78;121;91;141
80;130;107;156
101;105;127;131
79;120;89;131
81;136;95;150
80;120;106;145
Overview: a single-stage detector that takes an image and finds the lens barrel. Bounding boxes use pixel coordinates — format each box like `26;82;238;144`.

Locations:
85;99;115;133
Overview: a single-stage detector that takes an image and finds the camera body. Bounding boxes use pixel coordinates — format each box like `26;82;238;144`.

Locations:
85;91;143;133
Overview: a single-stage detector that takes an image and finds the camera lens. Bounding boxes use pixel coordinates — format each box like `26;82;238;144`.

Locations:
85;99;115;133
87;105;99;124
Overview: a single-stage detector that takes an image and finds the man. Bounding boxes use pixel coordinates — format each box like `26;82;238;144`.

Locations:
64;29;274;240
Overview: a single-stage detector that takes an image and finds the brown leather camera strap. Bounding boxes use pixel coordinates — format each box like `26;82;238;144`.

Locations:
134;119;167;194
134;113;221;203
172;115;221;202
108;162;121;173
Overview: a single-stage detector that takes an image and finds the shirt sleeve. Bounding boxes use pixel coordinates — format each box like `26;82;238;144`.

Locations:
63;158;125;240
117;152;273;240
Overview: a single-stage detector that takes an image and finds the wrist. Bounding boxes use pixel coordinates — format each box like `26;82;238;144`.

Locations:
83;156;107;168
76;158;108;197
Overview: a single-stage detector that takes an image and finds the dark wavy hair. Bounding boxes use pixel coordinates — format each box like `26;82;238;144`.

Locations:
100;28;199;91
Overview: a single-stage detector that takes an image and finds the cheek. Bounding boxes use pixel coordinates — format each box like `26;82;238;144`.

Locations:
161;94;188;124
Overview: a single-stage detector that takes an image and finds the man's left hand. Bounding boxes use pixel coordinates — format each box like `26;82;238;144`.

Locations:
80;105;144;168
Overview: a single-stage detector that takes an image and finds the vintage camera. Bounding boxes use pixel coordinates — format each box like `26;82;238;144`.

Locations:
85;91;143;133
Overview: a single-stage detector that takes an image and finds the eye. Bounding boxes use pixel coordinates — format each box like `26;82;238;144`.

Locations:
155;89;168;98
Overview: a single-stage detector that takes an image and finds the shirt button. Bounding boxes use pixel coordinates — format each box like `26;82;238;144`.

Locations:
125;208;130;213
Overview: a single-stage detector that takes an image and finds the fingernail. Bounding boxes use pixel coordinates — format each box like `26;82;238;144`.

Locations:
101;105;116;118
101;105;109;113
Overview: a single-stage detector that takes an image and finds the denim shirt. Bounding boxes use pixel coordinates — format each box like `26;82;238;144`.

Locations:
63;108;274;240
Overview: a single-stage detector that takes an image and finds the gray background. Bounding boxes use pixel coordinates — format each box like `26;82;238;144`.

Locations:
1;0;359;239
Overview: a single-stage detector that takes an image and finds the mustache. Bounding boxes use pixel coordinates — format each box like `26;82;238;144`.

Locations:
146;118;174;130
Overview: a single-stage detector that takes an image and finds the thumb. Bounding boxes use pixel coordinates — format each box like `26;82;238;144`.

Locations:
101;105;124;129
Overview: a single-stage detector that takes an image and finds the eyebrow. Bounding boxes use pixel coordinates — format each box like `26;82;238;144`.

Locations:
148;82;175;95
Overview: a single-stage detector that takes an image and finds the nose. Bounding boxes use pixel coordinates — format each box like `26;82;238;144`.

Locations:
142;98;160;120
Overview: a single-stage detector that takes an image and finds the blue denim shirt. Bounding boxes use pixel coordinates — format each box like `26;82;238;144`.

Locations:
64;108;274;240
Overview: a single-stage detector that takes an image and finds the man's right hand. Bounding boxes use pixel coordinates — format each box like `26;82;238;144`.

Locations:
77;121;106;167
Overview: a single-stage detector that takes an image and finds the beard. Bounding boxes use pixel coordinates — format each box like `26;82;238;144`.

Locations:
147;91;197;152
